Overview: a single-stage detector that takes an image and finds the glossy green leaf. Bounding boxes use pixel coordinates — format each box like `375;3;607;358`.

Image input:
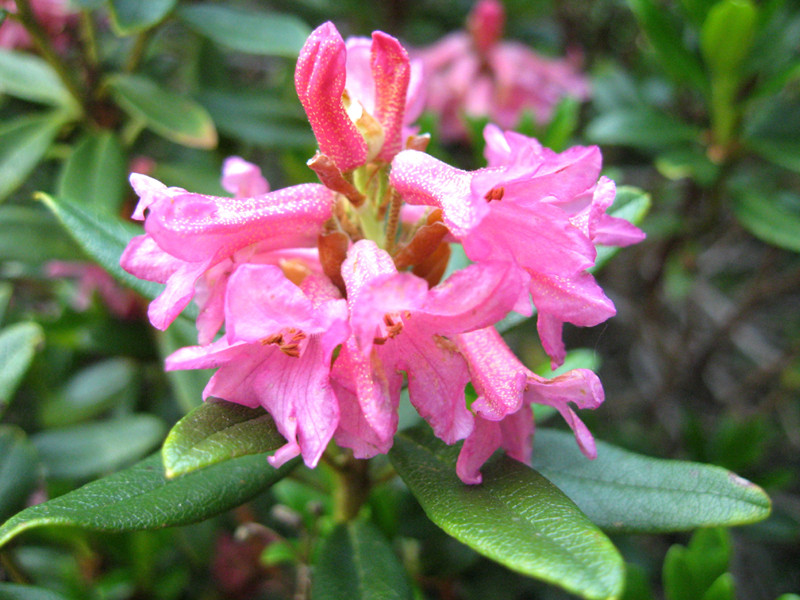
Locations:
37;193;162;300
313;520;413;600
389;426;624;600
162;400;288;479
0;426;38;522
57;131;128;215
0;450;295;548
39;358;137;428
701;0;757;75
178;4;310;57
0;322;43;416
32;415;166;479
627;0;707;90
531;430;772;532
0;112;70;202
732;191;800;253
106;74;217;149
0;49;75;107
587;108;701;150
0;583;70;600
108;0;177;35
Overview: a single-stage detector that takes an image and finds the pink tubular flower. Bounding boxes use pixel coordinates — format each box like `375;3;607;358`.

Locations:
46;261;140;319
390;126;644;367
331;239;524;458
295;22;423;172
454;327;603;484
416;0;589;142
120;168;335;340
166;265;349;468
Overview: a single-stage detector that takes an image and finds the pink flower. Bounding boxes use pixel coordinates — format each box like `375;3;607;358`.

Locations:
166;265;349;469
120;168;335;340
416;0;589;142
46;261;140;319
295;22;423;173
390;127;644;367
455;327;604;484
0;0;75;50
331;239;523;459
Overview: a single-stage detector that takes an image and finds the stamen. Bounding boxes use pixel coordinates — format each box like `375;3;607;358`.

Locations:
484;186;504;202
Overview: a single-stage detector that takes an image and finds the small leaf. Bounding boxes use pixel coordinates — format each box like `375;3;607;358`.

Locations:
732;191;800;253
32;415;166;479
0;49;75;107
389;426;624;600
701;573;736;600
0;426;38;522
106;74;217;149
701;0;757;76
313;520;413;600
0;322;43;416
663;546;694;600
37;193;162;300
57;131;128;215
178;4;310;57
0;112;71;202
108;0;177;35
0;451;295;548
162;400;287;479
39;358;137;428
587;108;701;150
531;429;772;533
0;583;70;600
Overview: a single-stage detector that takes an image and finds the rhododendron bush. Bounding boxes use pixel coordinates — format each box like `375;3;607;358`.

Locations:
2;1;796;599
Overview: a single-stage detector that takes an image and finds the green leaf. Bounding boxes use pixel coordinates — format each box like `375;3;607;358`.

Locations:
0;112;71;202
162;400;289;479
701;574;735;600
39;358;137;428
746;137;800;173
541;96;581;152
586;108;701;150
108;0;177;35
57;131;128;215
0;450;295;548
389;426;624;600
701;0;757;75
627;0;707;90
178;4;310;57
0;49;75;107
32;415;166;480
0;583;70;600
0;281;11;323
530;429;772;533
0;322;43;417
732;191;800;253
0;426;38;522
106;74;217;149
0;205;82;263
313;520;413;600
37;193;163;300
663;546;694;600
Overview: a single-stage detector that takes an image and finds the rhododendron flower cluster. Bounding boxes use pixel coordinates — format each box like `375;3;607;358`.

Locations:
416;0;590;142
121;21;643;484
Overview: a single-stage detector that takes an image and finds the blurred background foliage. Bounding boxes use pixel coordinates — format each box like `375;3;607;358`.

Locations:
0;0;798;598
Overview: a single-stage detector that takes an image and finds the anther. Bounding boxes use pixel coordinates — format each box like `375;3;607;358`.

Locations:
484;186;504;202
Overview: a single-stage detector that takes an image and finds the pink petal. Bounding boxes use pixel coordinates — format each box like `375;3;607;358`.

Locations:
536;312;566;369
456;417;501;484
120;234;182;284
528;270;616;328
221;156;269;197
147;258;213;331
371;31;411;161
296;22;367;172
129;173;183;221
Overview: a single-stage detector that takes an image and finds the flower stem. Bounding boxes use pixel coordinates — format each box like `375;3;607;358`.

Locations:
124;30;153;73
331;453;371;523
13;0;86;115
384;189;403;254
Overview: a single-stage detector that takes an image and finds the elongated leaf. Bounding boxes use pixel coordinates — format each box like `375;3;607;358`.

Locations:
389;426;624;600
587;108;701;150
57;131;128;215
0;322;43;416
0;281;11;323
0;49;75;107
32;415;166;479
732;191;800;253
0;205;82;263
37;193;162;300
162;400;286;479
701;0;757;76
313;520;413;600
0;112;70;202
106;74;217;149
531;429;771;532
0;583;69;600
0;450;295;548
746;138;800;173
109;0;177;35
0;426;38;522
627;0;707;90
178;4;310;57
